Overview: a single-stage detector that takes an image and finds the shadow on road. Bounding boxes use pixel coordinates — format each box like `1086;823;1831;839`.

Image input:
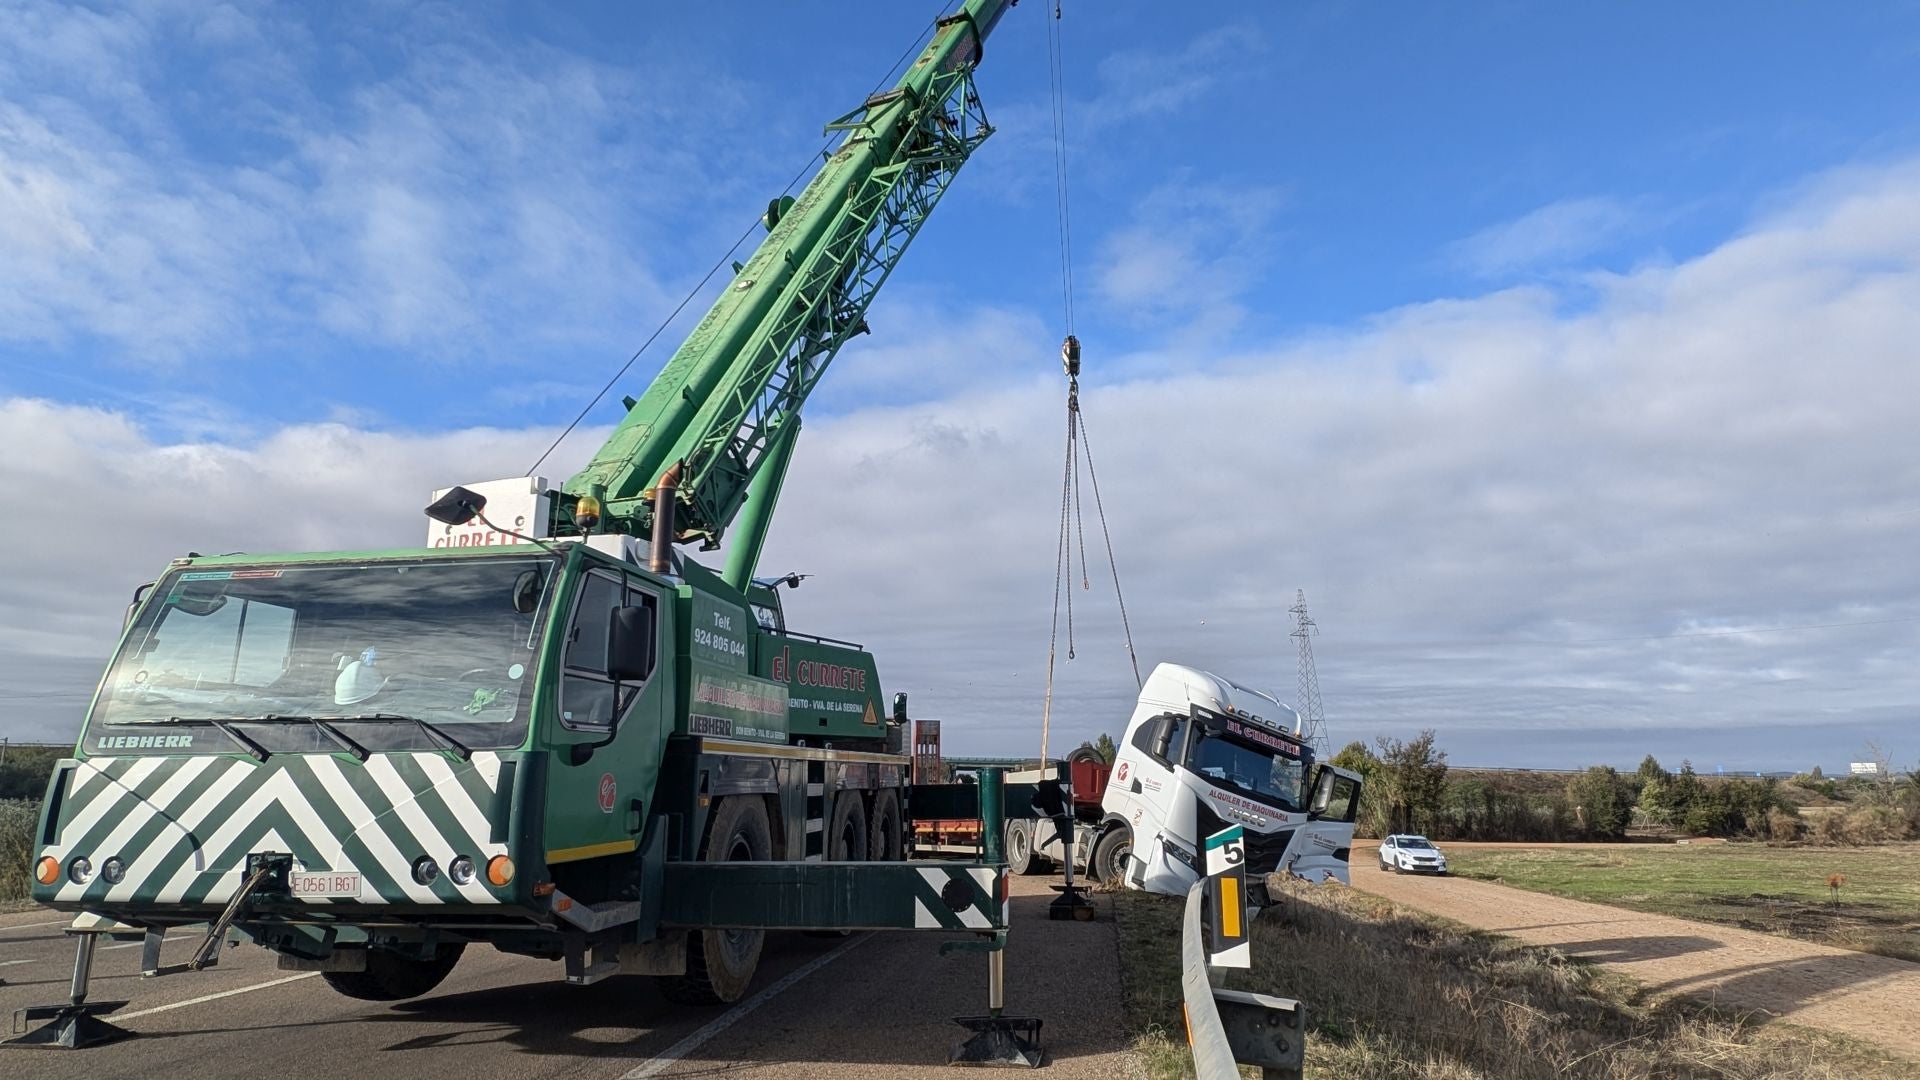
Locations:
1548;934;1725;964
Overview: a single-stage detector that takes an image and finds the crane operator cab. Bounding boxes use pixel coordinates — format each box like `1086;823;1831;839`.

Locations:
1094;663;1363;902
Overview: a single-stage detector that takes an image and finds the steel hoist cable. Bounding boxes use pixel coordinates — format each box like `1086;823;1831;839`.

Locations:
1037;4;1141;763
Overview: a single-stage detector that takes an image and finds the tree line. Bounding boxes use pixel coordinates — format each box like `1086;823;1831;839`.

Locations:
1328;732;1920;845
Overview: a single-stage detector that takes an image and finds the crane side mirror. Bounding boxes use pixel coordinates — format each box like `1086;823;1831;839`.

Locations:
892;691;908;725
424;486;486;526
125;582;156;627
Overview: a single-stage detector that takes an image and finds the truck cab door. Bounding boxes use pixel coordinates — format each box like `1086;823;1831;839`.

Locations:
1105;711;1188;888
541;568;668;869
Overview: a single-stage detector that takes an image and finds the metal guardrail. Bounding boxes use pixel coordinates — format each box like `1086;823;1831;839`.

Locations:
1181;877;1306;1080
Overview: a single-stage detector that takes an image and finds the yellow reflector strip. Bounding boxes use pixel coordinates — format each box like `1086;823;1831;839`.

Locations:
545;839;637;864
1219;876;1242;939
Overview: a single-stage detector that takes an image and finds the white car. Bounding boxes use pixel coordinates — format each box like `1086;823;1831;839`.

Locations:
1378;834;1448;874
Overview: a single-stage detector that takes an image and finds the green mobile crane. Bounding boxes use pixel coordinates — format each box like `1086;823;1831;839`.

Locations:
20;1;1041;1057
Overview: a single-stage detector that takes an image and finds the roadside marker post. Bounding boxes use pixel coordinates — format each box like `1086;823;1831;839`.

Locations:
1204;825;1249;970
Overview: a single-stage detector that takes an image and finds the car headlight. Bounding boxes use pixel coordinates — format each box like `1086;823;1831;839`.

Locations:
448;855;475;886
68;856;93;885
102;857;127;885
412;856;441;885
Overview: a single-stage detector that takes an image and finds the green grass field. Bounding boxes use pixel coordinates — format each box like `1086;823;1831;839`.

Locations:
1445;843;1920;962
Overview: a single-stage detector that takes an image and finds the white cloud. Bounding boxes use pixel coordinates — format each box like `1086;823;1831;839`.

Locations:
5;158;1920;772
1452;196;1644;277
0;0;758;364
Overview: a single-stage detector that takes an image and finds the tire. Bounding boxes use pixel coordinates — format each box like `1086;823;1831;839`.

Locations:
868;788;903;862
1393;861;1404;874
1379;860;1389;871
828;790;868;862
1090;823;1133;885
321;943;465;1001
1006;819;1035;875
659;796;772;1005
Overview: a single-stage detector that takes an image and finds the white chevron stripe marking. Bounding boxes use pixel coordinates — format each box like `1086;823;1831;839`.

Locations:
364;755;493;905
155;771;337;903
99;757;219;904
914;867;991;929
52;758;166;869
306;756;438;904
411;753;505;860
156;759;258;877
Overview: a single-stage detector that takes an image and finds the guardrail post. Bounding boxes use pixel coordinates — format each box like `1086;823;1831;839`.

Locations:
1182;842;1306;1079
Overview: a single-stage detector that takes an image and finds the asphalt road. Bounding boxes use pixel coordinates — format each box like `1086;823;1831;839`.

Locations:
0;876;1137;1077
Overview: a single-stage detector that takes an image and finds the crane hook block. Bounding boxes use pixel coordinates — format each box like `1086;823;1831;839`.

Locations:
1061;334;1081;378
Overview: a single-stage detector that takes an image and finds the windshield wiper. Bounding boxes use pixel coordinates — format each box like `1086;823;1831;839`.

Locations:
242;715;370;763
332;713;472;761
122;717;272;762
129;714;369;762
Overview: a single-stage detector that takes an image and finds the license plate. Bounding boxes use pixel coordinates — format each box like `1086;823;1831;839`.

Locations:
289;871;362;899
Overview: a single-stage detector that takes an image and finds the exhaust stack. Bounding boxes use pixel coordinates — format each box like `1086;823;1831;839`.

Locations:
648;462;683;574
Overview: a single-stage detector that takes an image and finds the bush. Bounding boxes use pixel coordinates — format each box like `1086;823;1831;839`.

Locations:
1814;804;1916;846
1764;808;1804;842
1;799;39;902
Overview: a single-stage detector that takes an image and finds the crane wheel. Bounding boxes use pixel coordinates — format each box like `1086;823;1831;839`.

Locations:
828;791;869;862
321;943;466;1001
659;796;771;1005
869;789;904;862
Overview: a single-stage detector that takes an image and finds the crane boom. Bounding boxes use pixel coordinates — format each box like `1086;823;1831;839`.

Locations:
561;0;1015;588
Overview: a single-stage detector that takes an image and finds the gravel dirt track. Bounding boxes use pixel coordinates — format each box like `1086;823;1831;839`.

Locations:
1350;858;1920;1060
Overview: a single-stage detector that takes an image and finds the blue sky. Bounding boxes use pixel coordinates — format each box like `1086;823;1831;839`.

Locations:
5;1;1920;769
9;1;1918;430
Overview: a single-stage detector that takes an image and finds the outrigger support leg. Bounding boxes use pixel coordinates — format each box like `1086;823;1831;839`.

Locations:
4;934;135;1050
946;768;1042;1068
948;941;1043;1068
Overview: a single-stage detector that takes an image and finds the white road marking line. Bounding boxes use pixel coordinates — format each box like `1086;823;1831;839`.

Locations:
0;919;68;933
0;958;36;967
115;973;319;1021
619;934;872;1080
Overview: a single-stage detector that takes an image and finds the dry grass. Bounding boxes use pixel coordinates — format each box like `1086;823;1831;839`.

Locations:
1;799;38;902
1113;877;1920;1080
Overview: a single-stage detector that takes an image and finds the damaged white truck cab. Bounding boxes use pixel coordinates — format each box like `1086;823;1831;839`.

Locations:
1090;663;1362;899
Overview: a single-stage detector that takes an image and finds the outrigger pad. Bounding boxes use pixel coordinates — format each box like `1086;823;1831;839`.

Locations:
948;1014;1043;1068
1047;884;1097;922
5;1002;135;1050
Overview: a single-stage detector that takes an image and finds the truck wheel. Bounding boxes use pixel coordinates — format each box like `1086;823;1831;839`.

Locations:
868;789;903;862
1091;824;1132;885
1006;819;1035;875
659;796;771;1005
320;944;465;1001
829;791;868;862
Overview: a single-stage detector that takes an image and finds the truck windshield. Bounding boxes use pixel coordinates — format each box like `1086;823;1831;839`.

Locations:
1185;725;1310;813
85;555;557;756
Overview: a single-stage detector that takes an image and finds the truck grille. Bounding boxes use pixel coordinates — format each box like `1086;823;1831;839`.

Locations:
1196;802;1295;874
